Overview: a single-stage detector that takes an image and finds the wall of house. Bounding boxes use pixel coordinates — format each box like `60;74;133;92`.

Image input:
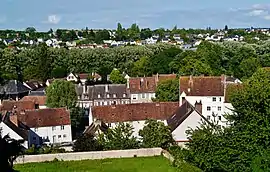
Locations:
0;122;28;148
29;125;72;145
181;95;226;125
171;111;203;142
130;93;155;103
15;148;163;164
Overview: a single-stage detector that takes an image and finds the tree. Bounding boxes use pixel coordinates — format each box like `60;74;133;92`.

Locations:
154;78;179;102
51;66;67;78
25;27;36;33
184;68;270;171
139;120;174;149
0;130;24;172
109;69;126;84
46;80;77;109
131;56;151;77
73;134;103;152
224;25;228;31
98;123;139;150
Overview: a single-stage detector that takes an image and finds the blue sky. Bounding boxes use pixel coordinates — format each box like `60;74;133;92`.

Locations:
1;0;270;31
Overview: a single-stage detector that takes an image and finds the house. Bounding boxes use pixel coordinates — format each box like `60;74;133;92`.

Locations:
127;74;177;103
0;80;31;102
173;34;181;40
20;96;47;109
76;84;131;109
90;102;179;138
15;108;72;145
66;72;101;85
179;75;241;126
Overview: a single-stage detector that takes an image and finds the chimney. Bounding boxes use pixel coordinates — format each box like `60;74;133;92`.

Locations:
105;85;109;92
195;101;202;114
9;114;18;126
155;73;159;83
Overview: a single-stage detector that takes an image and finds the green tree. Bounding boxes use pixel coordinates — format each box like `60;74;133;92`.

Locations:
0;130;24;172
109;69;126;84
73;134;103;152
98;123;139;150
46;80;77;109
139;120;174;149
51;66;67;78
238;57;261;80
154;78;179;102
131;56;151;77
25;27;36;33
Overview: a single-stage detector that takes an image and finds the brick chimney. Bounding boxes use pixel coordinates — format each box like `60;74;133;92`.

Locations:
195;101;202;114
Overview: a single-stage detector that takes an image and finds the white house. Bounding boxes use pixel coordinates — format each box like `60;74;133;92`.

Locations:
179;75;241;126
66;72;101;85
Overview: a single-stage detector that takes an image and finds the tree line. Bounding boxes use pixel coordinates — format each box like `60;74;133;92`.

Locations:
0;40;269;84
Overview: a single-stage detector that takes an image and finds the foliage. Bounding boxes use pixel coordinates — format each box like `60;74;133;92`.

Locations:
154;78;179;102
182;68;270;172
139;120;175;149
73;134;103;152
46;80;77;109
24;145;66;155
0;130;24;172
109;69;126;84
98;123;139;150
15;156;177;172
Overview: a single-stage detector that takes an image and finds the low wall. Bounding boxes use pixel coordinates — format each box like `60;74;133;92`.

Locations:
15;148;163;164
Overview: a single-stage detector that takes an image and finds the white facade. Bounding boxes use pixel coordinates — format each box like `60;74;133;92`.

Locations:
30;125;72;145
0;122;28;148
130;93;155;104
170;111;203;142
180;92;231;126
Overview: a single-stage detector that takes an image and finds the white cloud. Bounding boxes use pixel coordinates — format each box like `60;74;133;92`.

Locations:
264;15;270;20
249;9;266;16
47;15;61;24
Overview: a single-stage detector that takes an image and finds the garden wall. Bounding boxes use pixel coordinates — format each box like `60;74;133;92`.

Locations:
15;148;163;164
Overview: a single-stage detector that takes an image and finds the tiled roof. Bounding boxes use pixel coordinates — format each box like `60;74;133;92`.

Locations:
0;100;36;112
155;74;177;83
129;77;157;93
78;73;101;80
0;80;31;94
20;96;47;106
180;76;225;96
92;102;179;123
18;108;71;128
24;82;38;90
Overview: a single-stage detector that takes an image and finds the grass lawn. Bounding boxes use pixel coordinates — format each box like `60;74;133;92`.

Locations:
15;156;178;172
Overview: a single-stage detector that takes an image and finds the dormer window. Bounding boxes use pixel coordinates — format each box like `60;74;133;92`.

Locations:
123;93;126;98
113;94;116;98
98;94;101;98
107;94;110;98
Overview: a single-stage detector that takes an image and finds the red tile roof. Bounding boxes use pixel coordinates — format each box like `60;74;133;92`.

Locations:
155;74;177;83
180;76;225;96
18;108;71;128
92;102;179;123
78;73;101;80
20;96;47;106
0;100;35;112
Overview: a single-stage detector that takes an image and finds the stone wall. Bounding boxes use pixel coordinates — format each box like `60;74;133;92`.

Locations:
15;148;163;164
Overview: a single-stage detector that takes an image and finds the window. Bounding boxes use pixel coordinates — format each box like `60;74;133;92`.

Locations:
218;116;222;121
52;126;56;131
123;94;126;98
98;94;101;98
212;97;216;102
61;126;64;130
58;135;61;138
142;94;146;99
34;128;38;132
219;97;222;102
108;123;111;127
132;95;137;100
63;134;67;138
33;137;36;141
207;116;211;120
107;94;110;98
207;106;211;111
218;106;222;111
35;104;39;109
113;94;116;98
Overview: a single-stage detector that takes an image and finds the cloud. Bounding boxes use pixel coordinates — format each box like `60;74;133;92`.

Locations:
249;9;266;16
47;15;61;24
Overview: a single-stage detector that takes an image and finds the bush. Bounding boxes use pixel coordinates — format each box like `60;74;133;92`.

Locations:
73;134;103;152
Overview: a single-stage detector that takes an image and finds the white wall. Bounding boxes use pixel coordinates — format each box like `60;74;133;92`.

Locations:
0;122;28;148
171;111;202;141
131;93;155;103
30;125;72;145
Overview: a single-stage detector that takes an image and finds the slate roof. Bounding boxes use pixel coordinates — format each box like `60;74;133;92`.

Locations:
180;76;225;96
92;102;179;123
18;108;71;128
83;120;108;135
24;82;38;90
29;90;46;96
0;80;31;95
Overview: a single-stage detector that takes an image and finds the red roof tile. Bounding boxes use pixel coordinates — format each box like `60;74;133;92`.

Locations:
20;96;47;106
180;76;225;96
129;77;157;93
18;108;71;128
0;100;35;112
92;102;179;123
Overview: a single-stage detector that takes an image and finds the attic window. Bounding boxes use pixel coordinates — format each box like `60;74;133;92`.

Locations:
107;94;110;98
123;93;126;98
98;94;101;98
113;94;116;98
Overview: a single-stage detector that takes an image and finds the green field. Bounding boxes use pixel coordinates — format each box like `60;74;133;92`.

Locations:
15;156;178;172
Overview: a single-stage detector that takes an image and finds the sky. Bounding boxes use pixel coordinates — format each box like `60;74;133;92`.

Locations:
0;0;270;31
